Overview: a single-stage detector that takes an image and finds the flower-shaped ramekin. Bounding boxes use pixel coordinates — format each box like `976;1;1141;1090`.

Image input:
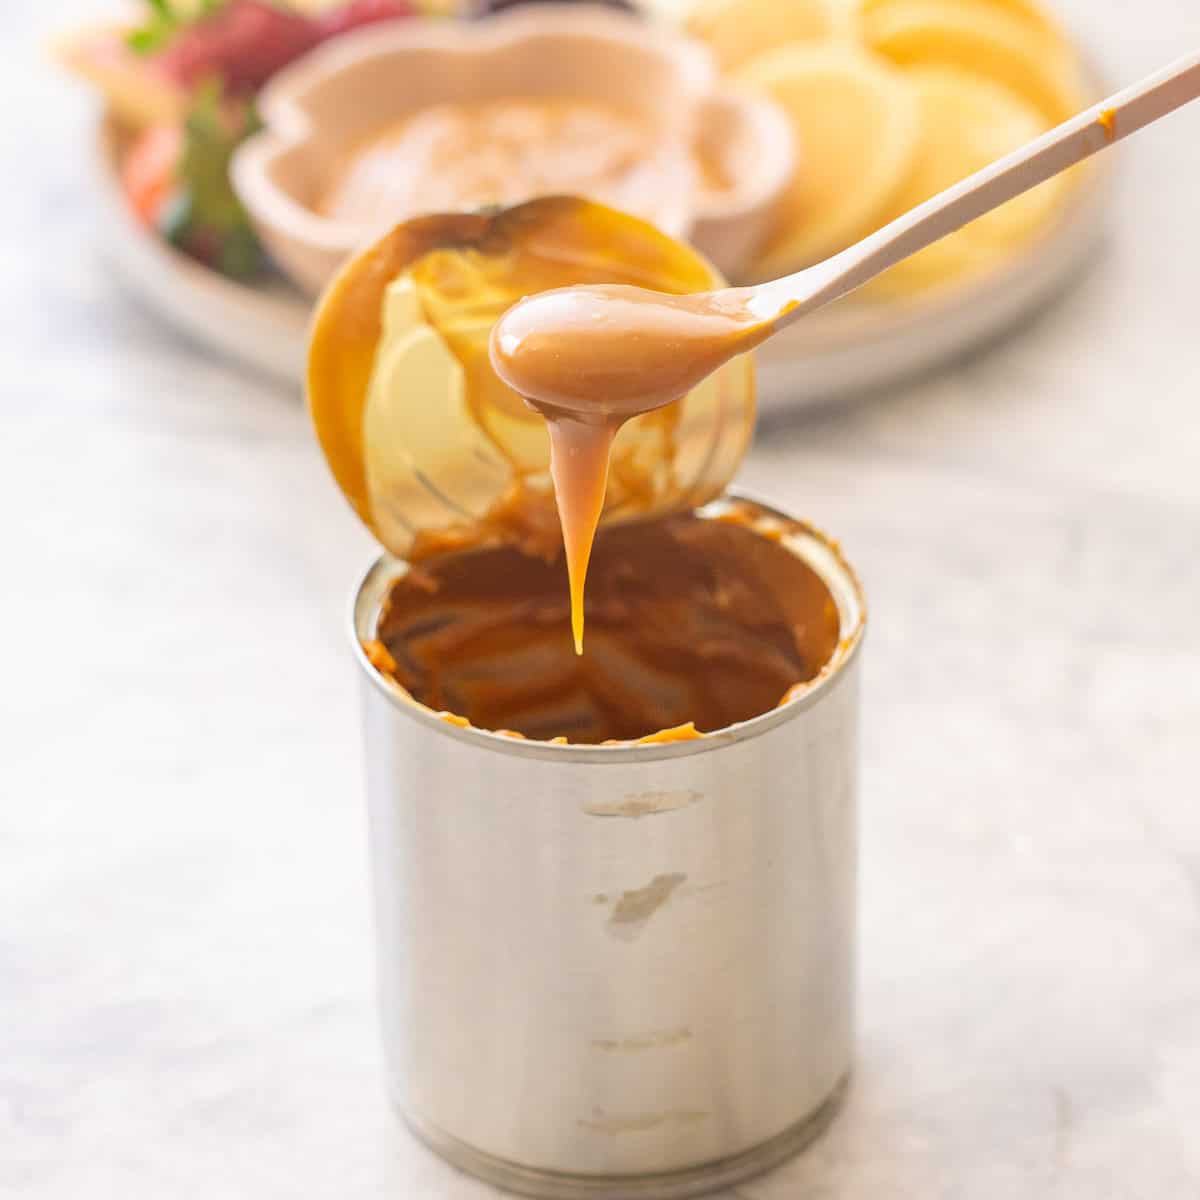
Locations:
231;4;795;294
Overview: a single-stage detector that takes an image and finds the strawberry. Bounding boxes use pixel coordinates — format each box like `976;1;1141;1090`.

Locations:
137;1;417;99
153;2;320;95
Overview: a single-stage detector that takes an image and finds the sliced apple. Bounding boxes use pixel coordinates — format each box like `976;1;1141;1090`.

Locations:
860;0;1084;122
736;44;921;276
686;0;838;73
856;0;1067;44
866;65;1066;295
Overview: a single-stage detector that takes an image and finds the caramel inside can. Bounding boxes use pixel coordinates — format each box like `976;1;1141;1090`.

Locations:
366;501;845;745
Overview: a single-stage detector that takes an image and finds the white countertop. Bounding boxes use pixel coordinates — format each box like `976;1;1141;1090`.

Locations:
5;2;1200;1196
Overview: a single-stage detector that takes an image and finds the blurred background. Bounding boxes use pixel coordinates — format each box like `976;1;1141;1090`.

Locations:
4;1;1200;1197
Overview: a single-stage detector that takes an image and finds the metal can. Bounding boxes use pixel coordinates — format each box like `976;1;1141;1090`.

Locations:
350;494;867;1200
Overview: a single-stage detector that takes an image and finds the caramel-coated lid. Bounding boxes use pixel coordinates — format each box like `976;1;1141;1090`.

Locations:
308;196;756;566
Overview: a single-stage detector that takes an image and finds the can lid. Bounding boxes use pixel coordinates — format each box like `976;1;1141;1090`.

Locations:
308;196;756;565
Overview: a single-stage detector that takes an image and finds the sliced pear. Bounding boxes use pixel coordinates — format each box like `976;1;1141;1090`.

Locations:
861;0;1084;122
866;65;1066;296
686;0;838;72
736;44;921;277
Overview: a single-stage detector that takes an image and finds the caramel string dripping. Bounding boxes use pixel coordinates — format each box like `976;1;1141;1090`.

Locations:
544;414;617;655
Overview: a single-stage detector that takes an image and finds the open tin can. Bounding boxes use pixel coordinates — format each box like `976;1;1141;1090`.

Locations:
351;491;867;1199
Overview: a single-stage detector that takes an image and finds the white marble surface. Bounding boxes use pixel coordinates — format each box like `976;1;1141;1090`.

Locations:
5;2;1200;1197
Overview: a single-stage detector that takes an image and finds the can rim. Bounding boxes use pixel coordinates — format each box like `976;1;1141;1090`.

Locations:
348;490;866;763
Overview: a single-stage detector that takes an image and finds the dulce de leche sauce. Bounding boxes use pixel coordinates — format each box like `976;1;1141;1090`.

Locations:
491;284;773;651
366;504;843;745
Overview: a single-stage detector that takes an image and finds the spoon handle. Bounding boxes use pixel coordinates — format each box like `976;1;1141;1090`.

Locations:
756;49;1200;323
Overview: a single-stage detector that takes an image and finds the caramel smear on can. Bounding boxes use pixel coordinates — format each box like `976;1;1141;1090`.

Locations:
491;284;772;652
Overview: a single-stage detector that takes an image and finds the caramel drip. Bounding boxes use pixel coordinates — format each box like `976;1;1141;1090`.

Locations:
545;414;618;654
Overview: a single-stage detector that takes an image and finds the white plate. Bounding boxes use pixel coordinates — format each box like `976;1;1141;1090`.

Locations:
93;112;1110;408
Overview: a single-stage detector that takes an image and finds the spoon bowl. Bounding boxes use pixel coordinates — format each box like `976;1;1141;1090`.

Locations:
491;283;768;418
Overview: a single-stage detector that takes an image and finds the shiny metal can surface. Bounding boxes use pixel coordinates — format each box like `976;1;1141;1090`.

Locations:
350;495;867;1200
